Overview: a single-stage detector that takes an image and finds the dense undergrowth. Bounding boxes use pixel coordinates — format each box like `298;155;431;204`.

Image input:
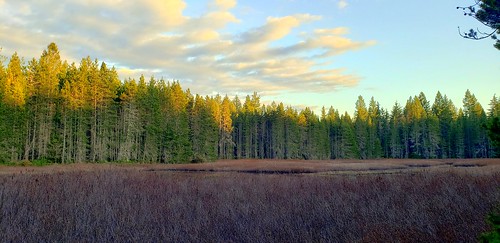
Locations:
0;168;498;242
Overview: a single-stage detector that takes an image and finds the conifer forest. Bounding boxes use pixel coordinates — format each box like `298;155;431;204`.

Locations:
0;43;499;163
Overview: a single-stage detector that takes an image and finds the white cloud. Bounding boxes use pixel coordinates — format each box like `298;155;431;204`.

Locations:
215;0;236;10
146;0;187;27
338;0;348;9
315;27;349;36
239;14;321;45
0;0;375;96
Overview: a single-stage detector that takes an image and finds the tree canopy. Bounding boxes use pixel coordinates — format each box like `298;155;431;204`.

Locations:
0;43;498;163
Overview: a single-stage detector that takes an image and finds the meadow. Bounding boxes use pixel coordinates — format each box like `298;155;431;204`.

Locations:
0;159;499;242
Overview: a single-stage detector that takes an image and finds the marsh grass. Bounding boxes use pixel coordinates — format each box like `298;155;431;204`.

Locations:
0;162;498;242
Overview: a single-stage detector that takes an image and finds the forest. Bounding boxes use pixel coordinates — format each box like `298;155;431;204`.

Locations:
0;43;499;163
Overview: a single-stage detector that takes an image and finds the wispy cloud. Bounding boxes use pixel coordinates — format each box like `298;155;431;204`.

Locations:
338;0;348;9
0;0;374;96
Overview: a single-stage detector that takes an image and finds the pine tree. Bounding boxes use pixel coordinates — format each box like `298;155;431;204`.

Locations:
1;44;499;163
241;93;261;158
379;108;391;158
284;106;300;159
137;77;162;162
339;112;359;159
3;53;27;107
218;96;235;159
326;106;341;159
354;96;369;159
487;95;500;157
367;97;383;158
432;91;456;158
116;78;141;162
34;43;63;161
462;90;488;158
404;96;426;158
271;102;286;159
232;96;243;158
2;53;28;161
389;102;404;158
190;95;218;162
453;109;466;158
166;81;192;163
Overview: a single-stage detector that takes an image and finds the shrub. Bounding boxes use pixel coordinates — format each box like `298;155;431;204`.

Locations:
480;205;500;242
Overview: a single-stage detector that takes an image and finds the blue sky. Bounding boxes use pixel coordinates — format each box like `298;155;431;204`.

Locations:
0;0;498;114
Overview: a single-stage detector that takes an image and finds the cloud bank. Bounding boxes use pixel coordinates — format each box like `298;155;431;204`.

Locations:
0;0;374;96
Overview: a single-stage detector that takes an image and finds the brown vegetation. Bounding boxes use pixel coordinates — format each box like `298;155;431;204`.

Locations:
158;158;500;175
0;159;499;241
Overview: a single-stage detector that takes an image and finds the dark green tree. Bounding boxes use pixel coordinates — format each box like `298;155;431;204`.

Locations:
338;112;360;159
432;91;457;158
389;102;404;158
367;97;383;158
462;90;488;158
354;96;369;159
487;95;500;156
190;95;218;162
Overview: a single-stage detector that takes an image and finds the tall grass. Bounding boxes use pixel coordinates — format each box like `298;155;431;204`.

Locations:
0;169;498;242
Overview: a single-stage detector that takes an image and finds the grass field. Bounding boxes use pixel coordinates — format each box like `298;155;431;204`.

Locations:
0;159;499;241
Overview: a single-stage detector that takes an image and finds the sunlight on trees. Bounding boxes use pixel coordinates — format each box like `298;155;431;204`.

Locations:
0;43;497;163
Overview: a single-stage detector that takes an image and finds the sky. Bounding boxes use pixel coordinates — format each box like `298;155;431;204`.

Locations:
0;0;499;115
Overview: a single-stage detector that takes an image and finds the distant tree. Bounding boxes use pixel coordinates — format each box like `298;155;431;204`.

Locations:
487;116;500;156
1;53;28;161
2;43;500;163
354;96;369;159
389;102;404;158
116;78;140;162
3;53;27;107
458;0;500;50
432;91;457;158
367;97;383;158
404;96;426;158
487;95;500;156
462;90;488;158
190;95;218;162
339;112;359;159
284;106;300;159
23;43;63;162
218;96;235;159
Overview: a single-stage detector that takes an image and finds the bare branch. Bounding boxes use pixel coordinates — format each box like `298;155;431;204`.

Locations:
458;26;497;40
457;0;500;49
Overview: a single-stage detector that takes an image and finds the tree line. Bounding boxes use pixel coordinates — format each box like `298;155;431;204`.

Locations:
0;43;498;163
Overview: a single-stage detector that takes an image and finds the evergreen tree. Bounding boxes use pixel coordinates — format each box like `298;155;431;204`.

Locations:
232;96;244;158
453;109;466;158
354;96;369;159
487;95;500;157
404;96;426;158
190;95;218;162
463;90;488;158
338;112;359;159
166;81;192;163
432;91;456;158
284;106;300;159
116;78;141;162
3;53;27;107
218;96;234;159
0;44;498;163
367;97;383;158
389;102;404;158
